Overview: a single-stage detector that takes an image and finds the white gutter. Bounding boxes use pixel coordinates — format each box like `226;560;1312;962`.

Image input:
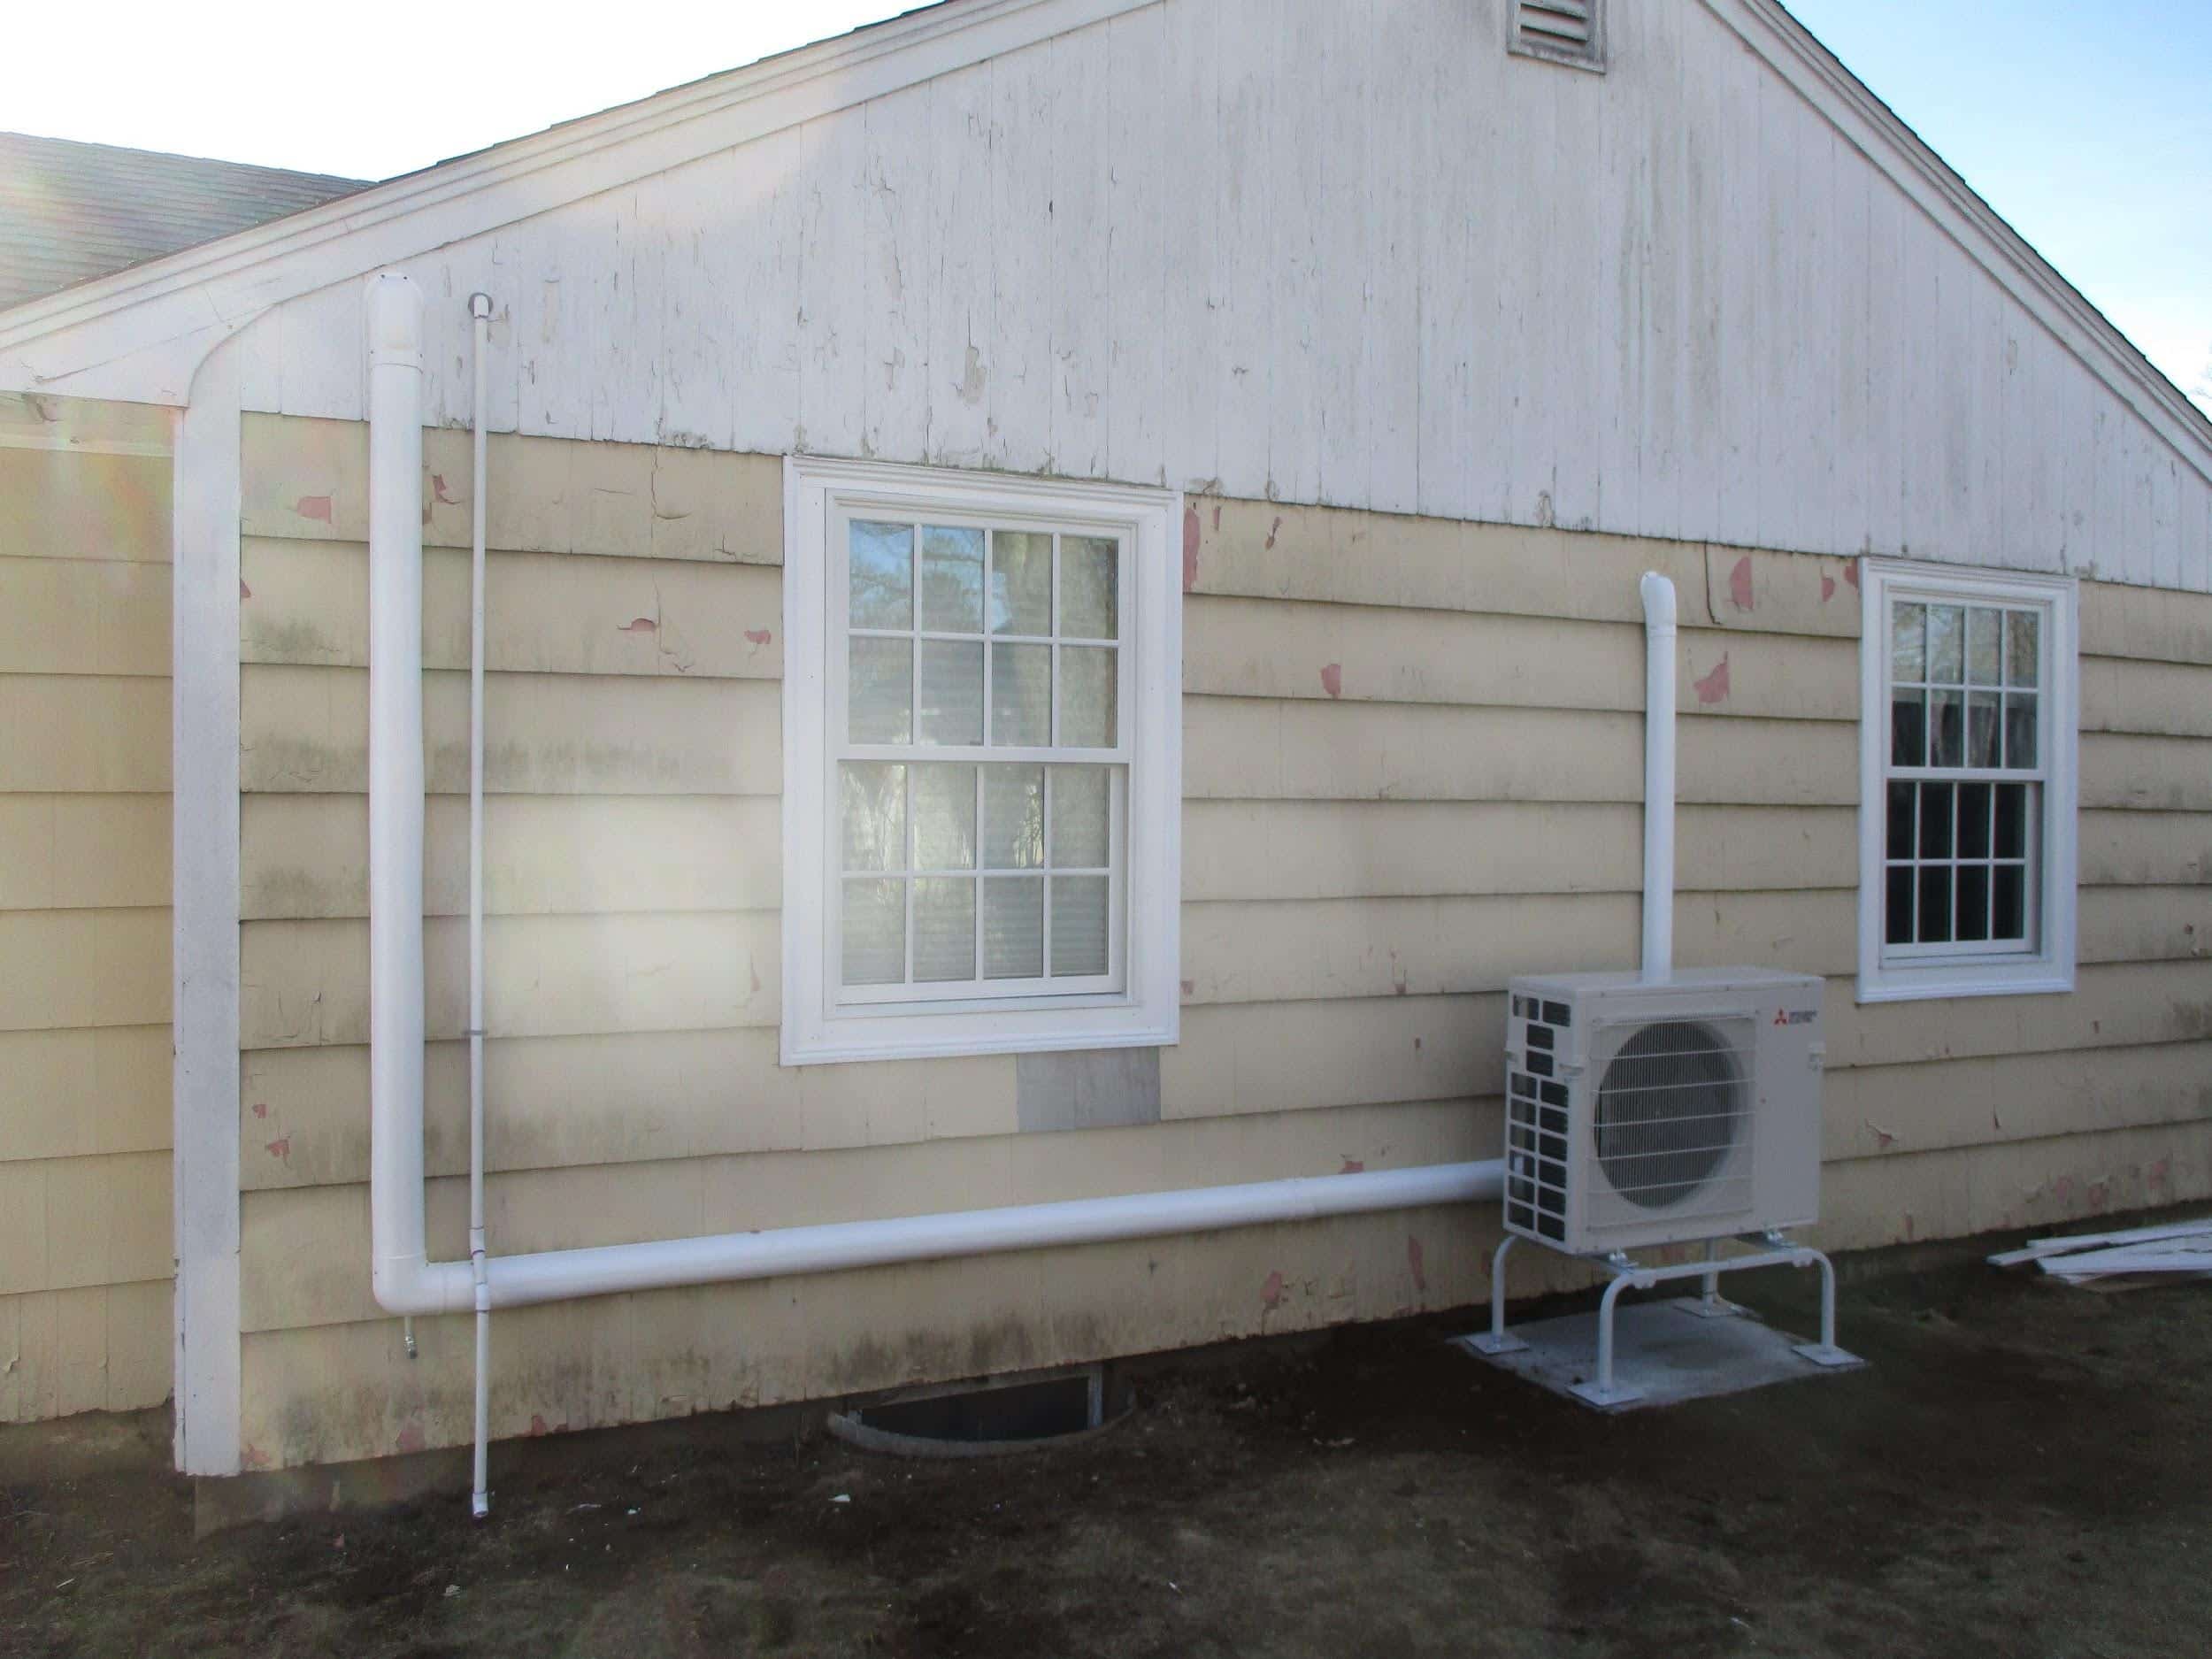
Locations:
363;272;1502;1486
1639;572;1678;983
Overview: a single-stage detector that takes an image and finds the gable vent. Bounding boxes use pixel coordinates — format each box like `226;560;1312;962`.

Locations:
1511;0;1607;72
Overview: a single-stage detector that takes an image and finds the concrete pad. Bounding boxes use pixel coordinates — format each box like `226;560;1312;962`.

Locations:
1451;1298;1866;1412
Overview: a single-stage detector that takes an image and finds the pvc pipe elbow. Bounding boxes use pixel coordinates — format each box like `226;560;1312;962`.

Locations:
1640;571;1678;634
366;273;424;369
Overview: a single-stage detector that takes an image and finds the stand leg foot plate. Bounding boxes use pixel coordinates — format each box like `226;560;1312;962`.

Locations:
1791;1342;1864;1371
1461;1332;1530;1356
1568;1379;1647;1409
1676;1296;1753;1321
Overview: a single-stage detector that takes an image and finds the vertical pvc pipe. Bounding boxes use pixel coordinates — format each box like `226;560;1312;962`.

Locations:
365;274;428;1314
1639;572;1678;984
467;292;494;1521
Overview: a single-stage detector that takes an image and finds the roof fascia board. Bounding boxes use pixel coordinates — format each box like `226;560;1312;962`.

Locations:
0;0;1153;402
1708;0;2212;486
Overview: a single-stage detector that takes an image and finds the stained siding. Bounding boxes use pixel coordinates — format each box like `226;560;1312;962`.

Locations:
234;417;1512;1469
233;415;2212;1467
0;396;175;1422
230;0;2212;593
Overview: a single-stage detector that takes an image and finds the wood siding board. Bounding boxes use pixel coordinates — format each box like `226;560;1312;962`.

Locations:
1214;0;1274;505
0;676;170;792
238;911;779;1049
240;539;782;680
0;795;170;909
0;1025;171;1162
0;556;172;676
987;42;1057;479
239;664;779;796
0;448;173;564
241;793;780;920
1102;3;1165;484
1049;25;1113;481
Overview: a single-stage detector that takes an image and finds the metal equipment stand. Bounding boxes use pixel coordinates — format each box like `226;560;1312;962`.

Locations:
1465;1231;1861;1409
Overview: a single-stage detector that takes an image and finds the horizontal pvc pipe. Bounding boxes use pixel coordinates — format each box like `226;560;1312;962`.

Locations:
364;267;1504;1339
380;1162;1507;1316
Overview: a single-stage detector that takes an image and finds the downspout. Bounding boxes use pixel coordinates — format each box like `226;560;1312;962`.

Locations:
466;291;494;1519
364;271;1502;1499
1639;572;1678;984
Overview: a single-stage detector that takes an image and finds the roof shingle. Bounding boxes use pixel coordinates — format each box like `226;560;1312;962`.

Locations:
0;131;367;311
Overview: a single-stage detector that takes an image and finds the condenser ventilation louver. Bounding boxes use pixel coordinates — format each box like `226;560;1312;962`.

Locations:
1511;0;1607;72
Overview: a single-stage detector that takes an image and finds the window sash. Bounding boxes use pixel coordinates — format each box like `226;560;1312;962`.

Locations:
1859;564;2076;1002
1880;591;2053;963
827;504;1134;1010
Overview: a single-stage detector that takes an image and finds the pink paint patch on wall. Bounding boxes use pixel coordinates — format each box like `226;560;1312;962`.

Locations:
1182;504;1201;593
1844;560;1861;590
1693;655;1731;703
431;473;459;505
1821;573;1837;603
265;1136;291;1164
1340;1157;1365;1175
1260;1269;1285;1311
1406;1236;1426;1293
395;1422;426;1455
1728;556;1755;611
744;628;772;646
294;495;334;523
1265;515;1282;550
239;579;252;601
618;617;658;634
1319;663;1342;699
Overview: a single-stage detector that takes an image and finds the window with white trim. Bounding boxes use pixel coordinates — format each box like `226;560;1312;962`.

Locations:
781;457;1180;1064
1857;560;2078;1003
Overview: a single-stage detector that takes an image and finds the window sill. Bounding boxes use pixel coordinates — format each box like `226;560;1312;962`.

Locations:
781;1008;1179;1068
1855;968;2076;1006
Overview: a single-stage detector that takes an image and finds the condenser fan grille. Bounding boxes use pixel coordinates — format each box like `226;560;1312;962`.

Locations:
1594;1019;1746;1210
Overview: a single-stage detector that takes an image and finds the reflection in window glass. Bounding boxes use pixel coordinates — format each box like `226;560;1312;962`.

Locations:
989;530;1053;635
919;525;984;633
849;521;912;629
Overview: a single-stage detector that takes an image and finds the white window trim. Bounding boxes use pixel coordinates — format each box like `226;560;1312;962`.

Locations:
781;455;1181;1065
1856;557;2078;1004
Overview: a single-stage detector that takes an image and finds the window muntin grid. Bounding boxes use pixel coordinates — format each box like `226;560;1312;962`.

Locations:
1883;597;2045;957
831;511;1128;1005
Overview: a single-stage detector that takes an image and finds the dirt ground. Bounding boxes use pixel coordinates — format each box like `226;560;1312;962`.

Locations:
5;1231;2211;1659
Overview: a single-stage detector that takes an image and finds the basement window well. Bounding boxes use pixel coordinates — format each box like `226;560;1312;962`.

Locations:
781;457;1182;1065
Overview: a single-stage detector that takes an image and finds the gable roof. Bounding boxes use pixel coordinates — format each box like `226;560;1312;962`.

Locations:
0;0;2205;481
0;131;366;312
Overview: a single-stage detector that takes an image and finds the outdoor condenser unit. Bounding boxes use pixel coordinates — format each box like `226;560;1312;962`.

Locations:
1469;573;1857;1404
1502;966;1824;1256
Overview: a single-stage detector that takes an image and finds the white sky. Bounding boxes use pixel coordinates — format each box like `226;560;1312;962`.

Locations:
8;0;2205;414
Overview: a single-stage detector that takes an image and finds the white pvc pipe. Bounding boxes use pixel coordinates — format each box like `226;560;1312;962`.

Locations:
466;290;493;1520
363;271;1504;1485
472;1161;1502;1310
367;273;431;1320
1639;572;1678;984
